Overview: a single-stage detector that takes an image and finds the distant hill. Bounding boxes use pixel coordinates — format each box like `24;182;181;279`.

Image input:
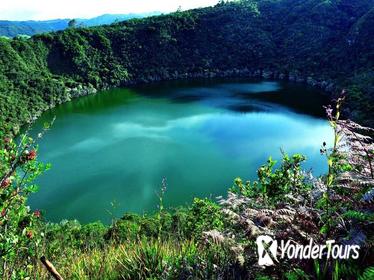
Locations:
0;12;161;37
76;13;161;27
0;19;68;37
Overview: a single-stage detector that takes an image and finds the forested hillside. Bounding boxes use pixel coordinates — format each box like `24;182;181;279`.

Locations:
0;0;373;134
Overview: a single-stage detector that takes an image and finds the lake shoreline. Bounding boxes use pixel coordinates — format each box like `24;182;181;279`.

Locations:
23;67;337;132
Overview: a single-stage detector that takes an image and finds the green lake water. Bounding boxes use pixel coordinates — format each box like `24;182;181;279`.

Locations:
29;79;333;223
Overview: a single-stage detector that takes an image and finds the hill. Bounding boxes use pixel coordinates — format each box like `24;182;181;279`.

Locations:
0;0;373;134
0;19;68;37
76;12;161;27
0;12;161;37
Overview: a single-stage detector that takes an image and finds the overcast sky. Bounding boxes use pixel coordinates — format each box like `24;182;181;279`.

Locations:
0;0;219;21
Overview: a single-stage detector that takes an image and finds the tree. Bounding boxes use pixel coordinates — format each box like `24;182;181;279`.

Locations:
68;19;77;28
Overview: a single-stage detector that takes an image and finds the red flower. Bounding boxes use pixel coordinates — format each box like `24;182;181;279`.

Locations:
1;178;11;188
27;150;37;161
26;230;33;239
34;210;41;218
1;208;6;217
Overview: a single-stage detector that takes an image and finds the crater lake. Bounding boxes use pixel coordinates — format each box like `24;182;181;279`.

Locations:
29;79;333;223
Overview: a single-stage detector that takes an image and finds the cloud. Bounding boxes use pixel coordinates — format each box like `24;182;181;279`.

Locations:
0;0;219;21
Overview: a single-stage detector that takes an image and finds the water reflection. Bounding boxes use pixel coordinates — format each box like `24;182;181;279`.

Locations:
29;79;332;223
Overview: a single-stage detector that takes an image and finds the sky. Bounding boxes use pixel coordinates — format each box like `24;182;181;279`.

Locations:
0;0;219;21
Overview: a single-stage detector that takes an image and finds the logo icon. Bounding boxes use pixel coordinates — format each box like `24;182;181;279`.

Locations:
256;235;278;266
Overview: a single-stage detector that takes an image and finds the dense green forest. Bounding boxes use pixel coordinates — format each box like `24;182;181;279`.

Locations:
1;0;373;135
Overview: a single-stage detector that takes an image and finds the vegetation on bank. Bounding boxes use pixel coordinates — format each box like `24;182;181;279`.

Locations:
1;97;373;279
1;0;374;134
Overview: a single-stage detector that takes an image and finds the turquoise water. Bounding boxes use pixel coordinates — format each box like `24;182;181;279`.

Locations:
29;79;332;223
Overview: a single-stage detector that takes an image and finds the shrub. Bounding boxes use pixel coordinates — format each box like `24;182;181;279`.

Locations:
0;128;50;279
185;198;225;238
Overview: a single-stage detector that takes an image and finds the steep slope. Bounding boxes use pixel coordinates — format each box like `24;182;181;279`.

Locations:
0;0;373;133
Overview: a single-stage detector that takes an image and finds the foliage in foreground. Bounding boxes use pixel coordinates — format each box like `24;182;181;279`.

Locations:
1;97;374;279
0;122;52;279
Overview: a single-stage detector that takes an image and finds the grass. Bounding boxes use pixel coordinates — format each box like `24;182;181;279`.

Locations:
37;237;230;280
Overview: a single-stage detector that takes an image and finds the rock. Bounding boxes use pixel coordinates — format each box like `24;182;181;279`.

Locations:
253;69;262;77
289;72;297;81
325;82;335;92
262;70;273;79
307;77;318;86
296;76;305;83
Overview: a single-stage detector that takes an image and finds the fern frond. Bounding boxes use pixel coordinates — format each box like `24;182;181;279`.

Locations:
359;266;374;280
362;187;374;203
343;210;374;222
342;229;366;246
275;208;296;217
340;263;361;279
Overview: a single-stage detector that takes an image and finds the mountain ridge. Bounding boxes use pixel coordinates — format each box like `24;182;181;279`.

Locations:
0;0;373;133
0;12;161;37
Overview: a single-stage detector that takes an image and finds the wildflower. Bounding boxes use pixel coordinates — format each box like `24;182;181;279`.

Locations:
34;210;41;218
26;230;33;239
1;208;6;217
161;177;167;193
324;105;333;120
23;150;37;162
1;178;11;188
